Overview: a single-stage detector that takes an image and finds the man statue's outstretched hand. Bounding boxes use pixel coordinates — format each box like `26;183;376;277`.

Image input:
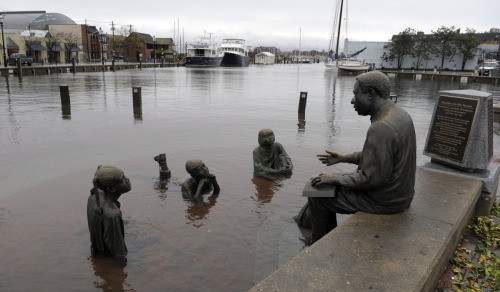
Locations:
311;173;336;187
317;150;343;166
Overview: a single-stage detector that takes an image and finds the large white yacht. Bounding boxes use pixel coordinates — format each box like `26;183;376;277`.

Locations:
220;38;249;67
185;33;222;68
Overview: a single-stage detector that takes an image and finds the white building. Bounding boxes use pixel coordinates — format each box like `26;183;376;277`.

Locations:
255;52;275;65
344;39;498;71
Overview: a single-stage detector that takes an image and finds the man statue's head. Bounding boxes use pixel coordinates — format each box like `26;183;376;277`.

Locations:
351;71;391;116
356;71;391;99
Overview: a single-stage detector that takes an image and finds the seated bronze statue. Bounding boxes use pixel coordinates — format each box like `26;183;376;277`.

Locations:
87;165;131;258
305;71;417;243
253;128;293;179
181;159;220;201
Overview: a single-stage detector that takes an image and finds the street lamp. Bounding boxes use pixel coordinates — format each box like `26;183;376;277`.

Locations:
99;27;104;65
0;15;7;67
153;36;156;64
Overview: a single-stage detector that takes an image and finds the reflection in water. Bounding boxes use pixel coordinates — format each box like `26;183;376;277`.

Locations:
62;104;71;120
133;106;142;122
153;178;168;195
251;176;281;205
6;93;19;144
185;194;218;227
90;256;134;291
297;113;306;132
4;76;10;94
324;72;338;147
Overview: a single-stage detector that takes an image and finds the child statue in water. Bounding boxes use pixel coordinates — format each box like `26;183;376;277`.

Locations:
253;128;293;179
87;165;131;258
181;159;220;200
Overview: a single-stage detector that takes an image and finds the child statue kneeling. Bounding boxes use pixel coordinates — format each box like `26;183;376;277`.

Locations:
253;128;293;179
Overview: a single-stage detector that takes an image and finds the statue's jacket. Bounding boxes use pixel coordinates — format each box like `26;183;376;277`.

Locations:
335;100;417;214
87;191;127;257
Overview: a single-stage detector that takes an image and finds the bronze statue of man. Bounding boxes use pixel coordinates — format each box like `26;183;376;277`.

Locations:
308;71;416;243
87;165;132;257
181;159;220;200
253;128;293;179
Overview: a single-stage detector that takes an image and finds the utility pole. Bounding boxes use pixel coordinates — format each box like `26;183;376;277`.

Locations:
85;19;91;63
110;21;115;52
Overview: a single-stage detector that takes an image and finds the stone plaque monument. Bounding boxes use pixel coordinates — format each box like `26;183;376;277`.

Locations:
421;89;498;216
424;89;493;171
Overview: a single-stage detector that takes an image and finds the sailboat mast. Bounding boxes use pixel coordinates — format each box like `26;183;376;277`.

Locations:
335;0;343;55
299;27;302;59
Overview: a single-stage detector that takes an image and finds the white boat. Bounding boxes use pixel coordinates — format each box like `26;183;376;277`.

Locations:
325;0;369;73
338;57;370;72
220;38;249;67
185;33;222;68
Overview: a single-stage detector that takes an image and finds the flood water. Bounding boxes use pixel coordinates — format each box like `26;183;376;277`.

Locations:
1;64;499;291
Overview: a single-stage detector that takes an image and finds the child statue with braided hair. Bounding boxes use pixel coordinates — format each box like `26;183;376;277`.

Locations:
87;165;132;258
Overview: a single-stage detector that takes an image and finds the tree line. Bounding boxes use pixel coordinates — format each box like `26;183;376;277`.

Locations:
382;26;483;71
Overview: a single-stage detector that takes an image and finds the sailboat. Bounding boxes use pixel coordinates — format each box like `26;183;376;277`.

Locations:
338;47;370;72
324;0;342;71
325;0;369;72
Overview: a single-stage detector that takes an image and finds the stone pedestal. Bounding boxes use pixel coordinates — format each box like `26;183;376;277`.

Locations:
422;89;497;216
418;156;499;216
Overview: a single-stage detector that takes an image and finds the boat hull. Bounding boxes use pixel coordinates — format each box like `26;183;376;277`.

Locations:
185;57;222;68
338;60;370;72
338;65;370;72
221;53;249;67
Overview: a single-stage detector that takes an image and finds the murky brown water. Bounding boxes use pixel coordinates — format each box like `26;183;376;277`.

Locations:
1;64;499;291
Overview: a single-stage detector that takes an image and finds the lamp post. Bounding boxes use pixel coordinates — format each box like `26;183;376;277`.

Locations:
0;15;7;67
99;27;104;65
153;36;156;64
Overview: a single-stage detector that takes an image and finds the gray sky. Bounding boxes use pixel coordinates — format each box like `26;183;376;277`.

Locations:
1;0;499;51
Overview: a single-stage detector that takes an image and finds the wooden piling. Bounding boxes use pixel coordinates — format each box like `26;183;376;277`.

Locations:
133;87;142;120
16;60;22;78
60;85;71;118
60;86;71;105
298;92;308;114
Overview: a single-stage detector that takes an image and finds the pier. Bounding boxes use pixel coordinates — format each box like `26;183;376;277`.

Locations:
380;69;500;85
0;61;181;77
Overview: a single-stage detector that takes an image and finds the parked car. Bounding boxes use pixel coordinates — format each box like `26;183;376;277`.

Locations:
8;53;33;66
476;61;499;76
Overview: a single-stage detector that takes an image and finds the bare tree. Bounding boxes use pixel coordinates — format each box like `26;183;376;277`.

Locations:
382;28;416;69
431;26;458;70
412;34;433;69
455;28;482;71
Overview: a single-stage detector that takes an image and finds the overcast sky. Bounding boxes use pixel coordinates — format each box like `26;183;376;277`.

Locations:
1;0;499;51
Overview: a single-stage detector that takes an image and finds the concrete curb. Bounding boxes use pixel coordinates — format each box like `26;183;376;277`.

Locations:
249;169;483;291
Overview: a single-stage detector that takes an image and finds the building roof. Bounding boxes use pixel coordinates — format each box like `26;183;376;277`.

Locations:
256;52;275;57
156;38;174;45
0;11;45;33
29;13;76;30
133;32;154;44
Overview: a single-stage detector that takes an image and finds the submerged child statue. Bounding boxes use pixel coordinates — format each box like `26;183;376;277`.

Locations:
181;159;220;200
253;128;293;179
87;165;131;258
